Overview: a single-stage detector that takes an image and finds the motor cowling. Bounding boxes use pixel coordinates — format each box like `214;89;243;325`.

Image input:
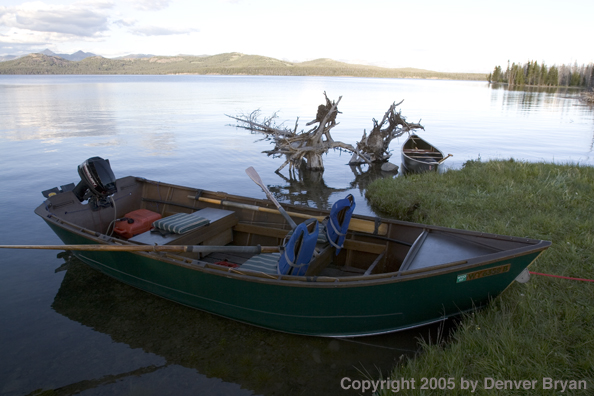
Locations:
72;157;117;202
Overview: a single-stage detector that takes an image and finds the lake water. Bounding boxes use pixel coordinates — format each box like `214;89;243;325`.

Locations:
0;75;592;396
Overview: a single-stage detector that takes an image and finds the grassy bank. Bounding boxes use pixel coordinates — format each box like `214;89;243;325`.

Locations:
365;160;594;395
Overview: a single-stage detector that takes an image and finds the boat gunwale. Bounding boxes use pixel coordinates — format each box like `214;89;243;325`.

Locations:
139;177;545;244
36;179;552;288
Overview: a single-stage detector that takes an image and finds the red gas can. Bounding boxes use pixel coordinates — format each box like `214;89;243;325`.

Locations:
113;209;162;239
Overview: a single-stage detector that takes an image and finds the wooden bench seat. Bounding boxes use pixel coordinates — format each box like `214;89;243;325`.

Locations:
129;207;238;247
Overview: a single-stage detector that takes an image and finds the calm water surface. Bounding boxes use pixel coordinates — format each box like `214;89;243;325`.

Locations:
0;75;592;395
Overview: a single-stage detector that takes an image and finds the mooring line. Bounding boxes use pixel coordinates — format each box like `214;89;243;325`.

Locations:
529;271;594;283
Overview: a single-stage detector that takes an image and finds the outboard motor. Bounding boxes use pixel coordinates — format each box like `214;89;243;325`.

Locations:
72;157;117;208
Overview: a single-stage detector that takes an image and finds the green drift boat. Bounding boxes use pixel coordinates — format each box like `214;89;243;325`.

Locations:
31;157;550;337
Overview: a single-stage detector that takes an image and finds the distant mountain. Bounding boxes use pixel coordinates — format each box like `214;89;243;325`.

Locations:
5;53;71;69
40;49;97;61
0;50;95;63
0;55;18;62
298;58;436;74
0;51;487;81
113;54;155;60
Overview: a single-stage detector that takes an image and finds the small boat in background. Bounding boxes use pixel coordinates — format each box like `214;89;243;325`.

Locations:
402;134;451;173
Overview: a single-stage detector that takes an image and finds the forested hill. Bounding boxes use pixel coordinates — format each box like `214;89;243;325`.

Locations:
0;52;486;80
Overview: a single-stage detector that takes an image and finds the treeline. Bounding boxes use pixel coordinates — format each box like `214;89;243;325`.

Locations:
489;61;594;88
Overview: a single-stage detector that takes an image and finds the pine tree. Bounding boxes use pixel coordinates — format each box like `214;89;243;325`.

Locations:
526;61;536;85
490;65;503;83
539;63;547;86
548;66;559;86
515;64;525;85
487;61;594;87
569;72;581;86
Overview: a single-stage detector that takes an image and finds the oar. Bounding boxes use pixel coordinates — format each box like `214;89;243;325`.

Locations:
188;195;389;235
193;196;295;217
0;244;280;254
245;166;298;229
437;154;453;164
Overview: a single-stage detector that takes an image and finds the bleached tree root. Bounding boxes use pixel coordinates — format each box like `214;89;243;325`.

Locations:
228;93;424;174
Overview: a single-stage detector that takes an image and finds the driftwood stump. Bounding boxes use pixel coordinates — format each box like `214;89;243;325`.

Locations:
349;100;424;165
228;93;424;175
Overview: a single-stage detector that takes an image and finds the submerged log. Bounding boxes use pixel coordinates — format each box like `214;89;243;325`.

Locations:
350;100;424;165
228;92;370;173
228;93;424;174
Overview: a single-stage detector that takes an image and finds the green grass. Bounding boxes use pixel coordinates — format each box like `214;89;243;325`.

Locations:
365;159;594;395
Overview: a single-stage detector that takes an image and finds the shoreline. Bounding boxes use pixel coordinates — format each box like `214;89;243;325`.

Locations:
366;159;594;396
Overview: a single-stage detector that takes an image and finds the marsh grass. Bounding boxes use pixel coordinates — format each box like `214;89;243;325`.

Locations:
366;160;594;395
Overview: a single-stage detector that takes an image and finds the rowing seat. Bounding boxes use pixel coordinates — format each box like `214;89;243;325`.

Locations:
240;218;319;276
129;208;237;246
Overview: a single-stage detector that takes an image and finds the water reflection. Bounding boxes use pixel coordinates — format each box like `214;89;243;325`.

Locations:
489;83;583;112
140;132;177;156
269;169;348;210
0;84;119;142
52;257;456;396
267;164;396;210
349;163;400;193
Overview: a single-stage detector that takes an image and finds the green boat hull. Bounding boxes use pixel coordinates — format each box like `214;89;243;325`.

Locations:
45;220;542;337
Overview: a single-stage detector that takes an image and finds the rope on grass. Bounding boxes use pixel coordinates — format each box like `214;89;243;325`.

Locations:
529;271;594;283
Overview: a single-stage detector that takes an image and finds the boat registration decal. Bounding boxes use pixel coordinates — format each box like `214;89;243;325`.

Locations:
457;264;511;283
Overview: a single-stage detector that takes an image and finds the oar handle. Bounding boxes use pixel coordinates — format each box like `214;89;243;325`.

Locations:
437;154;453;164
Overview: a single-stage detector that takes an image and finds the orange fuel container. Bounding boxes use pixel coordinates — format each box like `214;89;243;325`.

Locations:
113;209;162;239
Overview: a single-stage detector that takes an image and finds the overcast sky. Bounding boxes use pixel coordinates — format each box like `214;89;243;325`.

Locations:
0;0;592;73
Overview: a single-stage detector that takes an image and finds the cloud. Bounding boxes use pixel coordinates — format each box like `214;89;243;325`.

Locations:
129;0;172;11
0;27;72;48
130;25;198;36
0;40;49;51
113;18;136;27
14;10;108;37
0;2;113;38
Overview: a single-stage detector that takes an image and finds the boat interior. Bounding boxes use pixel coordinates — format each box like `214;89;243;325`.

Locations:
403;135;444;163
40;172;536;282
